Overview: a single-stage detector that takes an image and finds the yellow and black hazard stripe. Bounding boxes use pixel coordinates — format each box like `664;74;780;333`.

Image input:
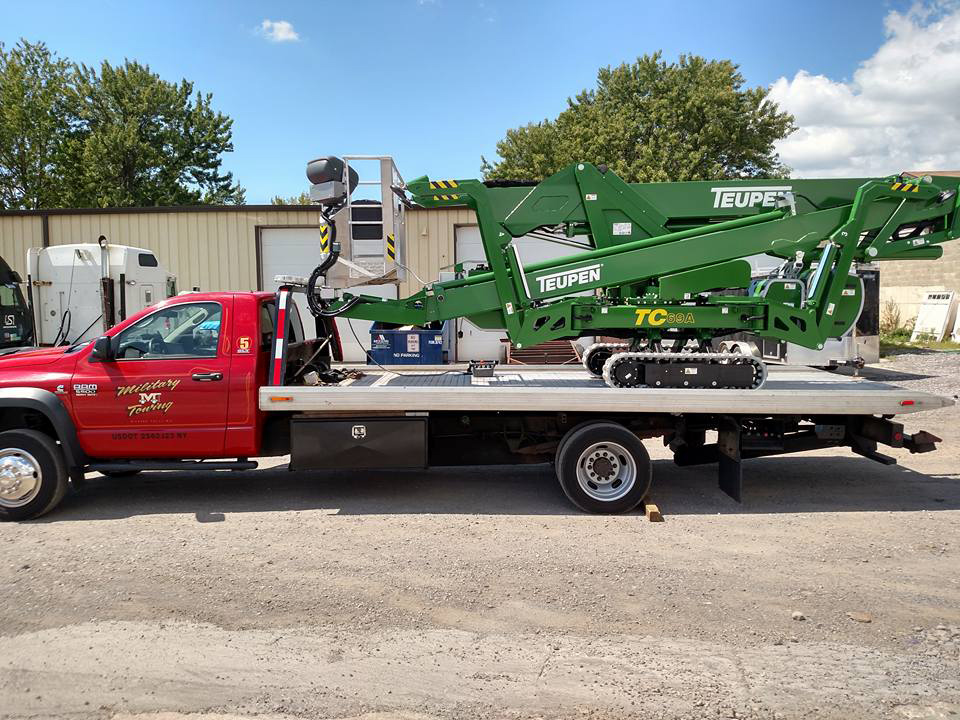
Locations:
890;182;920;193
386;233;396;261
429;179;459;190
319;224;331;252
431;194;460;201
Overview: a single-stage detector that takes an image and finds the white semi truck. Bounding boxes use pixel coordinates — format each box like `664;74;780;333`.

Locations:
26;238;176;346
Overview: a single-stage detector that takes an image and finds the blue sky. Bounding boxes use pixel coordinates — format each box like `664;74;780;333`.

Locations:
0;0;919;202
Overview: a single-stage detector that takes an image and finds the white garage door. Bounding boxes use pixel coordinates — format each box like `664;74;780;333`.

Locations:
259;227;397;362
454;226;592;361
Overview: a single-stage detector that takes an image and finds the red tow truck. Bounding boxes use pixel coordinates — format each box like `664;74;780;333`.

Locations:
0;286;950;520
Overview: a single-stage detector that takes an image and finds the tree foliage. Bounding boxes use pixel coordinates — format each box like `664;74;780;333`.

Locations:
271;191;311;206
0;41;74;209
482;52;796;183
0;39;244;209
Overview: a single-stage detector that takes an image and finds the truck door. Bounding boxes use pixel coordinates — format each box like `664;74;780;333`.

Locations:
70;299;231;458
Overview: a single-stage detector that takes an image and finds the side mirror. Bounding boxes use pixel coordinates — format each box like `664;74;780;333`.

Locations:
90;335;113;362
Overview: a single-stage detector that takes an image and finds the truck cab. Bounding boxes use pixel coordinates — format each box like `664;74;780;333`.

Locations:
0;291;289;519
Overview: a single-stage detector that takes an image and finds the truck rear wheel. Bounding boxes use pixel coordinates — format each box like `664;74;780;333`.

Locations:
0;429;69;521
555;422;652;513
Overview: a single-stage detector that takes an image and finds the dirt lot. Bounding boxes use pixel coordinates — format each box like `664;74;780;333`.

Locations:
2;352;959;720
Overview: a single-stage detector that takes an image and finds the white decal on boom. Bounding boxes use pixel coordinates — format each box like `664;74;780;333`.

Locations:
536;263;602;294
710;186;792;209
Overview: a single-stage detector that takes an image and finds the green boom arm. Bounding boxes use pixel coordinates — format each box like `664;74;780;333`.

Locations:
325;164;960;351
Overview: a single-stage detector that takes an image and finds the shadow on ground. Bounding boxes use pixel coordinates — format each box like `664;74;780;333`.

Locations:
41;454;960;523
834;365;936;382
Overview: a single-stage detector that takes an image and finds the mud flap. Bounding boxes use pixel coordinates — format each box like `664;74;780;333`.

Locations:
717;415;742;503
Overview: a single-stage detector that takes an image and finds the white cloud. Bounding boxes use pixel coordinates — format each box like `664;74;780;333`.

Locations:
258;19;300;43
769;3;960;177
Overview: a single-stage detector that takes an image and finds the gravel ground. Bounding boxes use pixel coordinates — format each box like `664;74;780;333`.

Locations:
1;354;959;720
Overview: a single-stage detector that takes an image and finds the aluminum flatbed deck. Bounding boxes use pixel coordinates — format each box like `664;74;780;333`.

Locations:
260;364;953;416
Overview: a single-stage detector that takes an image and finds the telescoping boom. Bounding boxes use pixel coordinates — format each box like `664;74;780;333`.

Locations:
305;159;960;389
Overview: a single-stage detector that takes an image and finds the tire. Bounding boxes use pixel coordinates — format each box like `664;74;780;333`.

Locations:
0;429;69;521
555;422;652;514
554;419;603;463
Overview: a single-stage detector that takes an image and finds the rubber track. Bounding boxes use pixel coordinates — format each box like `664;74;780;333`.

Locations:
582;342;630;376
600;351;768;390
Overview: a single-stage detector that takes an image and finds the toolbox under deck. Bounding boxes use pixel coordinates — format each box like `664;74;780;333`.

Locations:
259;365;953;416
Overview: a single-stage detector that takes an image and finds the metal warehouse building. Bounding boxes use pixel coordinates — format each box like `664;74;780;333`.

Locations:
0;204;474;297
0;205;328;295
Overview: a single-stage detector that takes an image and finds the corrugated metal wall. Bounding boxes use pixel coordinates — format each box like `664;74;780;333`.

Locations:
0;208;325;292
0;205;472;298
0;216;44;277
400;206;476;297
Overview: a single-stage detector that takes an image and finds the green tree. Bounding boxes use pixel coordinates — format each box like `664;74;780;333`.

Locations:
0;40;75;209
271;191;311;205
482;52;795;183
65;60;244;207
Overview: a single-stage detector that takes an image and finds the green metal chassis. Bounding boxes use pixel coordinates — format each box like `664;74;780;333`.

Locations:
328;164;960;351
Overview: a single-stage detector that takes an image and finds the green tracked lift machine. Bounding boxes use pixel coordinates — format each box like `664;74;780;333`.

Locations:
303;157;960;389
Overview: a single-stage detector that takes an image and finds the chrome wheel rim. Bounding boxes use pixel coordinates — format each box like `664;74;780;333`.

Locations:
0;449;42;508
576;441;636;502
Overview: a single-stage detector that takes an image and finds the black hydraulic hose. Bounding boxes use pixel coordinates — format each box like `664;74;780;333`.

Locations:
304;202;379;319
306;209;340;317
312;294;363;318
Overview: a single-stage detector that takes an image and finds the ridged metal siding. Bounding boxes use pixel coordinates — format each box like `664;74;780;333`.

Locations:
1;206;475;298
400;206;476;297
0;208;325;292
0;216;44;278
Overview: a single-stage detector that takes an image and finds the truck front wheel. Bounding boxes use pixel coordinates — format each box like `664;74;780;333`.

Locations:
0;429;69;521
555;422;652;514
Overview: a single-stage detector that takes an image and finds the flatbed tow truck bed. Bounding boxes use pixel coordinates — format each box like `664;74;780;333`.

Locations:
260;364;952;416
258;361;952;509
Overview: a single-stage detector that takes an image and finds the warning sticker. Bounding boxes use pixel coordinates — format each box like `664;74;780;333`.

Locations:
612;222;632;236
406;334;420;353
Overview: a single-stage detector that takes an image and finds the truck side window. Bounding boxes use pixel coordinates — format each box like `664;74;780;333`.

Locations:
115;302;222;359
260;298;304;350
287;301;304;344
260;301;275;350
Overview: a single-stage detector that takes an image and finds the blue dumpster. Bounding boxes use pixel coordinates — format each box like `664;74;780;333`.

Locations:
368;323;446;365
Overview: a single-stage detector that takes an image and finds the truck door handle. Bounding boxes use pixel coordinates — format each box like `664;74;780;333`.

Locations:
191;372;223;382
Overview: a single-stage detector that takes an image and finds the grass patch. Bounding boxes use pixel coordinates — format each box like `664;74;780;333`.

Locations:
880;331;960;356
